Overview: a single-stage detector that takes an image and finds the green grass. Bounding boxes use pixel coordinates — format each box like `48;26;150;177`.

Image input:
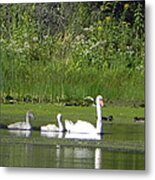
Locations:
0;103;144;127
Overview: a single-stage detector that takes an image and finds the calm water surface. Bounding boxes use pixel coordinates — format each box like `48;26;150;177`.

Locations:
0;124;144;170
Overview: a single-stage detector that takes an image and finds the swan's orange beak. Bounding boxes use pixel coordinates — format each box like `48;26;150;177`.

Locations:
99;99;104;107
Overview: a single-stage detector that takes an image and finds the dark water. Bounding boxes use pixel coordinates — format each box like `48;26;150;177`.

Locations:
0;125;145;170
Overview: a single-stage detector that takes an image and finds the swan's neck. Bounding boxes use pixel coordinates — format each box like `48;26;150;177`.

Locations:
26;114;30;124
96;103;103;134
57;118;64;131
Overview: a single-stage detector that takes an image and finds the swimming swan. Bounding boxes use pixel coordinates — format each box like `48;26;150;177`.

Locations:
7;111;35;130
65;95;104;134
41;113;65;132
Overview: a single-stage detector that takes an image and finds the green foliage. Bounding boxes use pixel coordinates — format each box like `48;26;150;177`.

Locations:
0;1;144;104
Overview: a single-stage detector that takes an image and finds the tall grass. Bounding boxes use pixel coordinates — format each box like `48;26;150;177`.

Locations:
0;2;144;104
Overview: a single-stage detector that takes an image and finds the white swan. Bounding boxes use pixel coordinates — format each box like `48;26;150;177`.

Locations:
7;111;35;130
41;113;65;132
65;95;104;134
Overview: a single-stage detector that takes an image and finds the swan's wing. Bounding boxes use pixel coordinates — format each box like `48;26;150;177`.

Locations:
41;125;47;131
41;124;59;132
76;120;95;130
47;124;59;131
69;120;96;133
8;122;19;129
8;122;26;130
65;119;96;133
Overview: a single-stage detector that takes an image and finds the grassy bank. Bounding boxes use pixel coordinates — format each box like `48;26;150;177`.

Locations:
0;103;144;127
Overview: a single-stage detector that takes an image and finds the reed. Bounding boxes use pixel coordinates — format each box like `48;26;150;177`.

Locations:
0;2;144;104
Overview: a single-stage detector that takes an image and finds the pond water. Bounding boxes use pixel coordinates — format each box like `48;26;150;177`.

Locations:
0;124;145;170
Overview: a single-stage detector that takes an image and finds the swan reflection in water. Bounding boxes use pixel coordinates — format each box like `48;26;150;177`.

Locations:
8;130;32;137
65;132;103;140
40;131;103;140
55;145;102;169
8;130;102;169
95;148;102;169
64;133;103;169
41;131;103;169
40;131;64;138
40;130;103;169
